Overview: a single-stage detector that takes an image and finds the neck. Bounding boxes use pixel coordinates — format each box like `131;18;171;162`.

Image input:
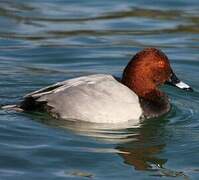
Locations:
121;59;171;118
122;67;170;118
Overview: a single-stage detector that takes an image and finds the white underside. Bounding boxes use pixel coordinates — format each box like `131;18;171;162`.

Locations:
27;74;142;124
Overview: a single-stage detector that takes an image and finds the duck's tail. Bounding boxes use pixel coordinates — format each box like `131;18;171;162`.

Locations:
0;104;24;112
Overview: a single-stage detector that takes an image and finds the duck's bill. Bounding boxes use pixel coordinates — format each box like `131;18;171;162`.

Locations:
165;71;193;92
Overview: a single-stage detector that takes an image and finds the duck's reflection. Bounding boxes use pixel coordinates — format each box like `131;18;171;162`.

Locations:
116;119;168;171
117;143;166;171
32;113;168;171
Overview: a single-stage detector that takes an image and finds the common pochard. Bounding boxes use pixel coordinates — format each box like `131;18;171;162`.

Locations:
18;48;193;123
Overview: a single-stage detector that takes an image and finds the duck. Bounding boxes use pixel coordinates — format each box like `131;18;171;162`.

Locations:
17;48;193;124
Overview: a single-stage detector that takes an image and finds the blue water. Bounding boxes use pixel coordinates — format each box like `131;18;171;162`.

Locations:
0;0;199;179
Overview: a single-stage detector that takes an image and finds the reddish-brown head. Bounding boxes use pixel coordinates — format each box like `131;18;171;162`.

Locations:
122;48;193;118
122;48;172;101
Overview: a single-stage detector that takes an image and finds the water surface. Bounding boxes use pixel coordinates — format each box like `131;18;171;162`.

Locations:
0;0;199;179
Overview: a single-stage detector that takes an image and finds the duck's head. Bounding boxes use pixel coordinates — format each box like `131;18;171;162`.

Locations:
122;48;193;102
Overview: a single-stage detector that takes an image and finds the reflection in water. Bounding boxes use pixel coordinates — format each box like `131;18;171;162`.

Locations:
34;113;141;143
118;144;166;171
116;120;190;179
34;114;165;168
116;119;167;171
32;113;190;179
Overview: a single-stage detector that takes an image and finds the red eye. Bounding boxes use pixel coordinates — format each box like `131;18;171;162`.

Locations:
158;61;166;68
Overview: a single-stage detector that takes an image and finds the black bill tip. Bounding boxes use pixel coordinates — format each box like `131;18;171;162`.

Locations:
165;70;193;92
175;81;193;92
186;87;194;92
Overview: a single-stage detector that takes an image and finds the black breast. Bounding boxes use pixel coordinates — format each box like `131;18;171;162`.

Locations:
139;95;171;119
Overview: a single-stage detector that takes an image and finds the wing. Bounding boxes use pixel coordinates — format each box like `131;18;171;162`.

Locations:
20;81;66;111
